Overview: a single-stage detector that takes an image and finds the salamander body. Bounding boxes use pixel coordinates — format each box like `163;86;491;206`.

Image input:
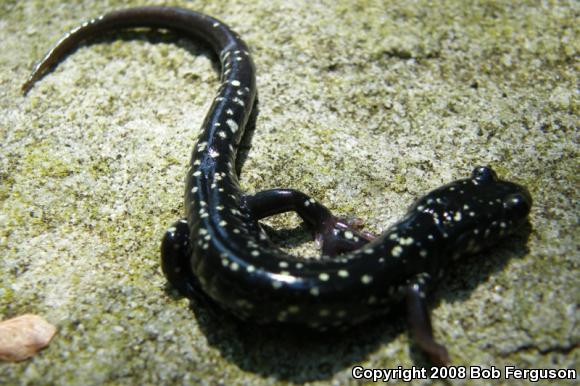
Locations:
23;6;532;365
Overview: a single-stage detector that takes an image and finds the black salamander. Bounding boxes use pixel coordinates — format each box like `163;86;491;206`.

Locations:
23;6;532;365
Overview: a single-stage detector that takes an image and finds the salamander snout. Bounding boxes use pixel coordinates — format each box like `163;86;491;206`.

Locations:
503;186;532;225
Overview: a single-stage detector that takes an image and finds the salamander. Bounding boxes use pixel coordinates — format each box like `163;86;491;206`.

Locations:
23;6;532;366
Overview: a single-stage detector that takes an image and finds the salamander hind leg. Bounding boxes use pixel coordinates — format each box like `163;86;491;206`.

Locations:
319;216;377;257
405;273;450;366
161;219;199;298
243;189;375;257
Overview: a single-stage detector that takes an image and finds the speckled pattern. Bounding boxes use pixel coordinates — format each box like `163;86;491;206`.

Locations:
1;0;578;385
22;7;534;367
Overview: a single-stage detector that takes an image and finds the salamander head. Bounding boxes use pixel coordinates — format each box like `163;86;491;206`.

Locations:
469;166;532;229
413;166;532;256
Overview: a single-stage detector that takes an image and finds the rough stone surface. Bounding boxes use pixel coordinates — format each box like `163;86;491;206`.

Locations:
1;0;577;384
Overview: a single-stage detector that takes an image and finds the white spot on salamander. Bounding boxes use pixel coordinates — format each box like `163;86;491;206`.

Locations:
288;305;299;314
338;270;349;278
399;237;414;245
272;281;282;289
361;275;373;284
391;245;403;257
226;119;238;133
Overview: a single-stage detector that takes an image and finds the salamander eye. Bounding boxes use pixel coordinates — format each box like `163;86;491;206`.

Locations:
472;166;497;183
503;193;532;220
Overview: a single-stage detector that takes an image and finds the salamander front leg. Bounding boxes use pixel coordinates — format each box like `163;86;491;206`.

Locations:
405;273;450;366
242;189;375;256
161;219;199;298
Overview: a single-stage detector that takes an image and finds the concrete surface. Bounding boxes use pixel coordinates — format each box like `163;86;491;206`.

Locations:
0;0;577;384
